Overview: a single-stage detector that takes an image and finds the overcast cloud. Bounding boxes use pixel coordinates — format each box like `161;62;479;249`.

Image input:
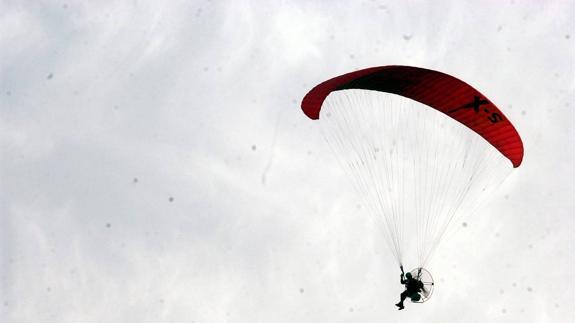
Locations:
1;1;574;322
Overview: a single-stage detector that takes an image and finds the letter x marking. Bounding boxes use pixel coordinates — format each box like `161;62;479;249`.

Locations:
448;96;489;114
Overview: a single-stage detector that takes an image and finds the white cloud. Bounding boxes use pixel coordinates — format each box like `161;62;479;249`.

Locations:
1;0;574;322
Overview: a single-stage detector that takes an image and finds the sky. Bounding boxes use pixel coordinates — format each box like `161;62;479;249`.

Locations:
1;0;574;322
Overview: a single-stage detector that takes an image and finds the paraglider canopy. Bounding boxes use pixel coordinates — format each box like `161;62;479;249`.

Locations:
301;65;523;167
300;64;523;269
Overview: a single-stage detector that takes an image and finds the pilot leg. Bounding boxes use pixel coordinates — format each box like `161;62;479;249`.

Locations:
396;290;408;308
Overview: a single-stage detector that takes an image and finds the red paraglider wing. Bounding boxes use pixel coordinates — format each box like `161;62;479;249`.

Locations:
301;65;524;167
